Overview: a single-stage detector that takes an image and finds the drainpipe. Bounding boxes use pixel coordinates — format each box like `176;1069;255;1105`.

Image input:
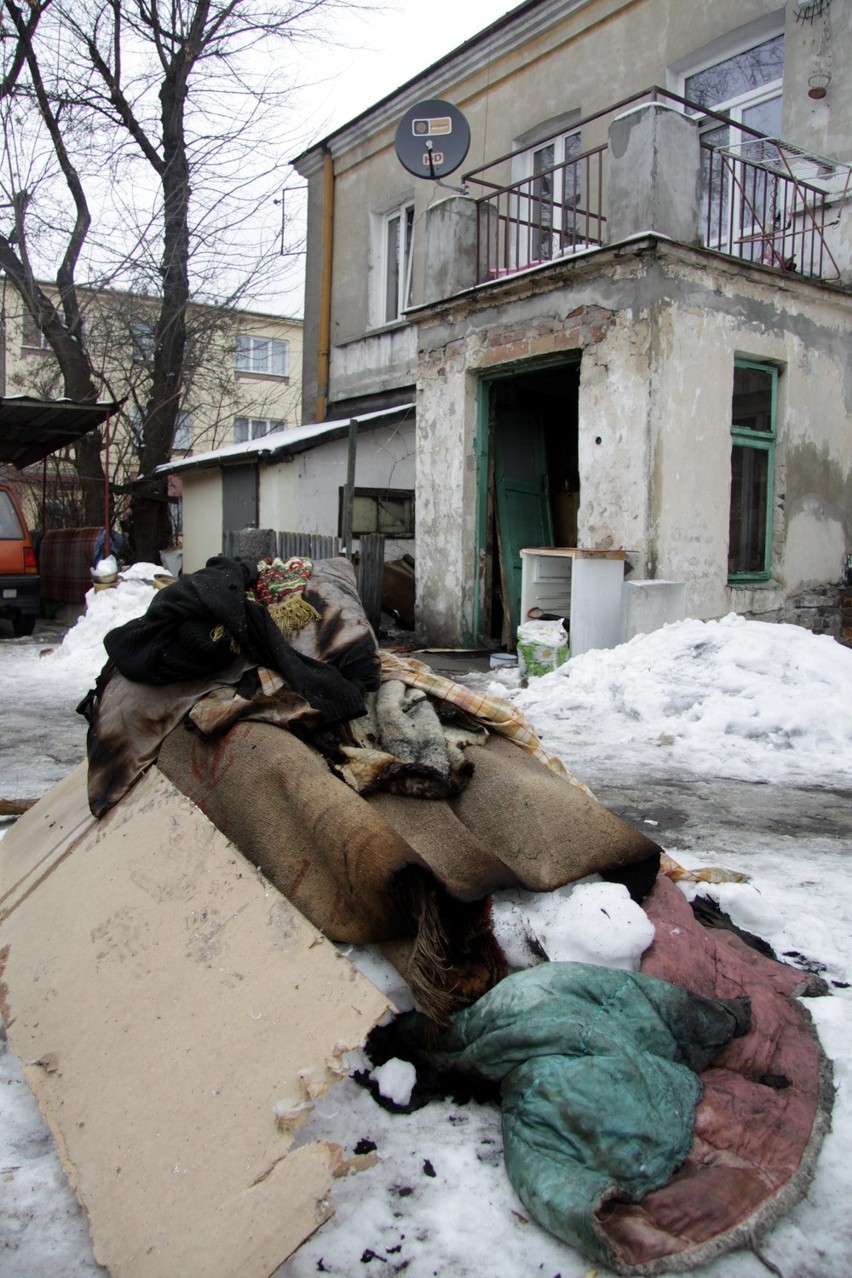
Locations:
315;148;335;423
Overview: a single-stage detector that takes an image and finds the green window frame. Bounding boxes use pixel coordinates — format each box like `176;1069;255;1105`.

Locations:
728;359;777;583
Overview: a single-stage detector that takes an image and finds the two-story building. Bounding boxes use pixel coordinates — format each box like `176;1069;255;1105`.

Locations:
291;0;851;649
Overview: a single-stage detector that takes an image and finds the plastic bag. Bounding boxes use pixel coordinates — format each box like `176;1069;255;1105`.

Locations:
516;618;568;677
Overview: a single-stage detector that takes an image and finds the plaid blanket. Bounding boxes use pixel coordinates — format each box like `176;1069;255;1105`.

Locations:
40;526;102;603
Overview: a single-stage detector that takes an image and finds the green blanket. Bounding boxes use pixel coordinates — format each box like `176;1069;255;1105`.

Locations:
408;963;750;1266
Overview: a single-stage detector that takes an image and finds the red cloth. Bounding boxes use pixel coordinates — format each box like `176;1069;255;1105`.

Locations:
595;875;829;1270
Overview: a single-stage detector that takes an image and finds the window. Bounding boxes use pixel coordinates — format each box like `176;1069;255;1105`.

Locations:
131;319;155;363
339;487;415;538
234;416;284;443
728;360;777;581
235;334;289;377
383;203;414;323
173;412;192;452
21;311;49;351
531;131;583;261
683;35;784;261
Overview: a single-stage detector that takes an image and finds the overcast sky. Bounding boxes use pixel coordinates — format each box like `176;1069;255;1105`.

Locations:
299;0;521;140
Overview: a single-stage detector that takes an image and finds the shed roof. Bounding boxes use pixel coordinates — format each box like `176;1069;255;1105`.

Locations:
155;404;416;476
0;396;120;470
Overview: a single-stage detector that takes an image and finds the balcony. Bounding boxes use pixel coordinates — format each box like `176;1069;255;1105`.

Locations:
462;89;850;287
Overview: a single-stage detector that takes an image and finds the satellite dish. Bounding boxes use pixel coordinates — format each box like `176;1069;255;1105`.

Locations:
394;99;471;181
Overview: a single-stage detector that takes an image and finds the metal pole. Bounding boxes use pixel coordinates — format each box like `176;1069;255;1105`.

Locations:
103;413;111;558
341;417;358;557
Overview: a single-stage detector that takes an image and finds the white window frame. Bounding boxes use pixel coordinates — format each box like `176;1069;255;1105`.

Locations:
233;416;284;443
510;111;585;270
382;202;415;324
235;334;289;378
672;28;784;260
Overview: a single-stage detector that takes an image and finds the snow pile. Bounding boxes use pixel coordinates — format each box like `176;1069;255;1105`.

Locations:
492;878;655;972
512;613;852;788
46;563;160;680
370;1058;417;1108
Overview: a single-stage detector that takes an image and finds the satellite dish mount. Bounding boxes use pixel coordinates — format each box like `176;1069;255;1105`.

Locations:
394;99;471;194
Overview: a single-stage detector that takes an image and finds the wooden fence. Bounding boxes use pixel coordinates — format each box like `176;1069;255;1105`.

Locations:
223;528;385;633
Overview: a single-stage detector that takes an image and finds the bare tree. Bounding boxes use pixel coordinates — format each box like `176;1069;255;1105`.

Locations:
0;0;344;561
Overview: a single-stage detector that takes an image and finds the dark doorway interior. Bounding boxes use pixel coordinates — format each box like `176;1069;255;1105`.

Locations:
485;360;580;645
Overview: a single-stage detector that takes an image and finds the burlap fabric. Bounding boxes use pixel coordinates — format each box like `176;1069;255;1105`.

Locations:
157;721;660;945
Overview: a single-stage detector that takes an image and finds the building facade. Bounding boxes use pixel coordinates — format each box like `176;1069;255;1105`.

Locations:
292;0;851;648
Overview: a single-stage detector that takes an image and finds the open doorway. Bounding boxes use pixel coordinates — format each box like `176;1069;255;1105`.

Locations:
479;358;580;646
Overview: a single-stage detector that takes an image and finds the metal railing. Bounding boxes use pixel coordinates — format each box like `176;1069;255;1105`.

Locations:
465;88;844;285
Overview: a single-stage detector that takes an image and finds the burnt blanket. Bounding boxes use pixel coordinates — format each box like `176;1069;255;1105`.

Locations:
81;557;382;817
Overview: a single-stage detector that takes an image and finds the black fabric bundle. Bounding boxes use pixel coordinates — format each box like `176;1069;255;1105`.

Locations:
102;556;371;727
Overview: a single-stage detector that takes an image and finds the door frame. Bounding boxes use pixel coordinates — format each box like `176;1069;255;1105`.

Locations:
473;354;581;645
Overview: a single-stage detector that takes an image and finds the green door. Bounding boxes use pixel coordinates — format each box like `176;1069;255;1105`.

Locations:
494;410;553;642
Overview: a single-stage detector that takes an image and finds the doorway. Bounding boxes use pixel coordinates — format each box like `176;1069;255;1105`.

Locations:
478;358;580;646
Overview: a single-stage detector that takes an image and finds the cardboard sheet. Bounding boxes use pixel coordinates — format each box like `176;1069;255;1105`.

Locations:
0;763;391;1277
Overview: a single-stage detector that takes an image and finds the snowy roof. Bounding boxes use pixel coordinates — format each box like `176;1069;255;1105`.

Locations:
155;403;416;476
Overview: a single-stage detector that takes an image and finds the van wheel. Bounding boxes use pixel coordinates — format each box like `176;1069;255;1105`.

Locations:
12;614;36;637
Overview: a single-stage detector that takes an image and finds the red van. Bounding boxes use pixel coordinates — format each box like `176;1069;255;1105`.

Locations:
0;484;39;636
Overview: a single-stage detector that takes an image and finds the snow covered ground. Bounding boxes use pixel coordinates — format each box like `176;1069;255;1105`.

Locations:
1;578;851;1278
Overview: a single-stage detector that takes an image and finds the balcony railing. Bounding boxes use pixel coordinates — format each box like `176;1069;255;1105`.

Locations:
465;88;847;286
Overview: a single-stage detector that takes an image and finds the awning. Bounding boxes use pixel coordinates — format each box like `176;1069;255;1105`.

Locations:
0;395;120;469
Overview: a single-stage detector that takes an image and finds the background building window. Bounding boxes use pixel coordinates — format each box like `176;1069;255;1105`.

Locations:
728;360;777;581
20;311;50;351
235;334;288;377
339;487;415;538
383;204;414;323
173;411;192;452
131;319;155;363
234;416;284;443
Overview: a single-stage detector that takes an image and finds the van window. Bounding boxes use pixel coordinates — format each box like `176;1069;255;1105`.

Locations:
0;490;25;538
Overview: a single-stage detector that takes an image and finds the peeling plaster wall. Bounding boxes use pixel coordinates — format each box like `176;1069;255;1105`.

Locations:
415;261;653;645
577;310;653;562
332;325;418;405
647;255;852;619
414;243;851;645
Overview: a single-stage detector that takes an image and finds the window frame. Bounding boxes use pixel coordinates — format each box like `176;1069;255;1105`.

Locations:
673;29;785;260
233;416;284;444
338;486;415;539
20;311;50;351
382;202;415;325
728;358;778;585
235;333;289;378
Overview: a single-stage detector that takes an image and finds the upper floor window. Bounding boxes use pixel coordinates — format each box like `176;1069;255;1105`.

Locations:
383;203;414;323
21;310;49;351
234;416;284;443
728;360;778;582
235;334;289;378
131;319;155;363
684;35;784;121
681;35;784;262
173;411;192;452
530;131;583;262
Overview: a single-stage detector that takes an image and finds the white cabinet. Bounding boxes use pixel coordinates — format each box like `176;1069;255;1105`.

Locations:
519;548;626;658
